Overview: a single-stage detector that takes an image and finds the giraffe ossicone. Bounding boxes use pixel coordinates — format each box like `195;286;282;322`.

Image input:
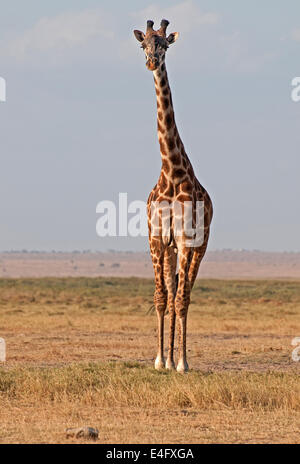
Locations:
134;19;213;373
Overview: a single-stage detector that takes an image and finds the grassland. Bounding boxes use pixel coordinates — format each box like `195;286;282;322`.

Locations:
0;277;300;443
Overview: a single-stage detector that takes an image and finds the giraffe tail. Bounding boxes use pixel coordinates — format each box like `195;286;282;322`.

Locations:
146;304;155;315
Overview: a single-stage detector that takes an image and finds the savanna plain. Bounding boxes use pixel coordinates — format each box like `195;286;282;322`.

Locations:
0;277;300;444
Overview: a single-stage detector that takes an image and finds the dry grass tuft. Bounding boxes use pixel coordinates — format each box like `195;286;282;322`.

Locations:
1;362;300;411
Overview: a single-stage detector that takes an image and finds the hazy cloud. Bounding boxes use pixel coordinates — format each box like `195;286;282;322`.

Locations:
131;0;220;33
1;9;114;63
0;2;275;74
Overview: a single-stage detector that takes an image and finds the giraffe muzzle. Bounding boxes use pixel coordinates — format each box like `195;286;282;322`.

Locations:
146;58;159;71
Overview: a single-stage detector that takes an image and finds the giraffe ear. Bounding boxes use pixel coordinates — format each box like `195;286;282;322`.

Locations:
134;30;145;43
167;32;179;45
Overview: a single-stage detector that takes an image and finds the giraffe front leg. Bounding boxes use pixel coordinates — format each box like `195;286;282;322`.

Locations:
155;304;166;370
175;249;192;373
154;289;167;369
166;300;176;370
176;311;189;373
153;254;167;370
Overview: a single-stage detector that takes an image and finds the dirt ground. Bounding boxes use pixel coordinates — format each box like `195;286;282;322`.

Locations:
0;277;300;444
1;250;300;279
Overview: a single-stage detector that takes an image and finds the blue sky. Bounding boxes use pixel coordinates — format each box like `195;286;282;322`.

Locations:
0;0;300;251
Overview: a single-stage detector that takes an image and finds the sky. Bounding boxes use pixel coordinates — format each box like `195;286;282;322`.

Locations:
0;0;300;252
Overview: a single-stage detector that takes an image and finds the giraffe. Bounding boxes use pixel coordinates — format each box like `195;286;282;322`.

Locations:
134;19;213;372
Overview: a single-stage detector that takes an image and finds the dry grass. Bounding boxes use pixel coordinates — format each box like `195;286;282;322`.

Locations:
1;362;300;410
0;277;300;443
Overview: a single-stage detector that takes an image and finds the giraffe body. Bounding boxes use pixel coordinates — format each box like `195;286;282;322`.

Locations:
134;20;213;372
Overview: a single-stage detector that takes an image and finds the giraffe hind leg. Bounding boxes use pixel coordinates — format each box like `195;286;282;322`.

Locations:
175;246;193;373
188;244;208;290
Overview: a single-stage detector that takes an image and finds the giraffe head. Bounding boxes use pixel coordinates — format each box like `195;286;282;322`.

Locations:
134;19;179;71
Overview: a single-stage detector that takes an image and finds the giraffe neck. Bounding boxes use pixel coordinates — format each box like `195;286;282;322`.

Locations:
153;63;193;184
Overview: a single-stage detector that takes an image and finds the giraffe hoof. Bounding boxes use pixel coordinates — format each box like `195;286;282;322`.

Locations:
154;356;166;370
176;359;189;373
165;359;176;370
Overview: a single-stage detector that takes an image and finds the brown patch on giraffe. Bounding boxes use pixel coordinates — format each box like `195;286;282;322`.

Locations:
177;193;192;202
165;182;174;197
161;77;166;87
166;137;175;151
165;113;174;130
170;153;181;165
158;111;163;121
155;87;160;97
173;168;186;179
181;181;193;194
162;97;170;110
162;88;169;96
